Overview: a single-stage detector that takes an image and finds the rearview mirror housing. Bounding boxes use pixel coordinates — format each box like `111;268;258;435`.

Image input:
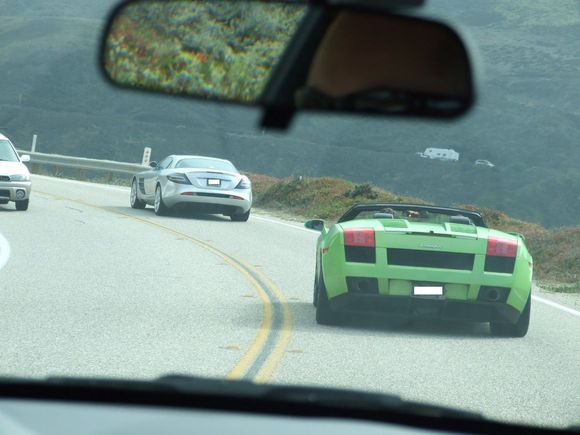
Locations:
305;219;325;232
149;161;158;168
101;0;476;129
20;155;31;163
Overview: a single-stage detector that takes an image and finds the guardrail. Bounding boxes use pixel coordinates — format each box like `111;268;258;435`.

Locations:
17;150;148;182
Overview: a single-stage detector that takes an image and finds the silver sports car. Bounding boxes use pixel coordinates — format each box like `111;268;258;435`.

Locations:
130;155;252;221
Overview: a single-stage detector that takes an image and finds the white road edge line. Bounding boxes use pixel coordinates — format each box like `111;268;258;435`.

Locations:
532;295;580;318
252;215;318;233
0;233;11;271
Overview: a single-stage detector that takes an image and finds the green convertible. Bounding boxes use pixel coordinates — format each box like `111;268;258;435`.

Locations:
305;204;533;337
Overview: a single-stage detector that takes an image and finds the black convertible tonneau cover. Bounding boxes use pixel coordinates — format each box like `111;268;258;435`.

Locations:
338;203;487;227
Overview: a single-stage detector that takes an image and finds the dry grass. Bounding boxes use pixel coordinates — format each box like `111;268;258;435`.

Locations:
248;173;425;222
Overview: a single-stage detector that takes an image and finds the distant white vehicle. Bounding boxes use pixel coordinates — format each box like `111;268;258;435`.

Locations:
475;159;495;167
0;133;31;211
419;148;459;161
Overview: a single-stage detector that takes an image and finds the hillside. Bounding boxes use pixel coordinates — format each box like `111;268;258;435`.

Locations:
1;0;579;227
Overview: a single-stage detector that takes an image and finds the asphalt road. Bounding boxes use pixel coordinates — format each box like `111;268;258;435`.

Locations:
0;175;579;429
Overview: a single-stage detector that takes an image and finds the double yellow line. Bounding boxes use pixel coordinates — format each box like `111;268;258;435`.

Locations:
36;189;292;383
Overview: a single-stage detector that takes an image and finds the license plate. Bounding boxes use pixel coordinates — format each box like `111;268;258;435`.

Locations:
207;179;221;186
413;285;444;296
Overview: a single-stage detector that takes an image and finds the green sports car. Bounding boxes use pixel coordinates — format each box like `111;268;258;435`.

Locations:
305;204;533;337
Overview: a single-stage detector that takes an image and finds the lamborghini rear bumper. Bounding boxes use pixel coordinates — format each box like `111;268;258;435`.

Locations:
329;293;521;323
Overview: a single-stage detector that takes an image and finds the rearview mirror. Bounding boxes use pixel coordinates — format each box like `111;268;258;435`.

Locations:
101;0;476;129
305;219;325;232
20;155;31;163
149;161;158;168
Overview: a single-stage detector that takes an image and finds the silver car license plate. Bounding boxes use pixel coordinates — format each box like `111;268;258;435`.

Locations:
207;179;221;186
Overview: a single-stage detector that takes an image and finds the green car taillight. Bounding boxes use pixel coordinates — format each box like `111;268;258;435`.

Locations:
344;228;375;263
485;237;517;273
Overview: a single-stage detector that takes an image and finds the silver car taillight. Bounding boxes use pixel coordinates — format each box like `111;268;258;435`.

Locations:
167;173;191;185
235;176;251;189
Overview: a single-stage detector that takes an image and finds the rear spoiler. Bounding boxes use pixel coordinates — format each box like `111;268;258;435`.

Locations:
506;231;526;242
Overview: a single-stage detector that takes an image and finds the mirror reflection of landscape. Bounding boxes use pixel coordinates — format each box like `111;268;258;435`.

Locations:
104;0;473;117
104;0;307;102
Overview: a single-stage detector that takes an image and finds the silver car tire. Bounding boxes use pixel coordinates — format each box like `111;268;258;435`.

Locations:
154;184;170;216
130;179;146;209
230;209;250;222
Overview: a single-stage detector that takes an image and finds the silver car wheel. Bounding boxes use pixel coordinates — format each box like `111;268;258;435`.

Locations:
154;186;161;212
130;181;137;205
154;184;170;216
130;179;146;209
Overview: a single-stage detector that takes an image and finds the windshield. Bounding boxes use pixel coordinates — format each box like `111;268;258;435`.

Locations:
175;158;237;172
0;140;19;162
353;209;474;224
0;0;578;432
340;205;485;227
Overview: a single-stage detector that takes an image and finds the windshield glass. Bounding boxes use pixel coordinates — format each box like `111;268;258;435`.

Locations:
351;208;479;225
0;140;19;162
0;0;578;431
175;158;237;172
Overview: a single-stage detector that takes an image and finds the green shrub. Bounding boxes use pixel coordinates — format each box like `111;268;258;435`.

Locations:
345;183;378;199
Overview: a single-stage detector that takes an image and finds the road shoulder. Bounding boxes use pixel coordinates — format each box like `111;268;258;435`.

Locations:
534;283;580;312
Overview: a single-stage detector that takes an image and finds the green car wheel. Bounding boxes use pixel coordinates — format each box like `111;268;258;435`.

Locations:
490;293;531;337
313;257;320;307
313;276;318;307
316;273;338;326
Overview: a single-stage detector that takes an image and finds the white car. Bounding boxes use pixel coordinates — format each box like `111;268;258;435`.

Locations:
0;133;31;211
475;159;495;167
130;155;252;221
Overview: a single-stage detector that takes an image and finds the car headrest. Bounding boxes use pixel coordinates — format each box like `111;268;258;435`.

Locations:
374;212;394;219
450;215;472;225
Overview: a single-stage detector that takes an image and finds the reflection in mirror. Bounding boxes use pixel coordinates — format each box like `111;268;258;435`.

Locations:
103;0;473;118
149;161;158;168
104;0;306;102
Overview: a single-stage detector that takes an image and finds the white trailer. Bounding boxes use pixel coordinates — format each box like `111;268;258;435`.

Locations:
420;148;460;161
